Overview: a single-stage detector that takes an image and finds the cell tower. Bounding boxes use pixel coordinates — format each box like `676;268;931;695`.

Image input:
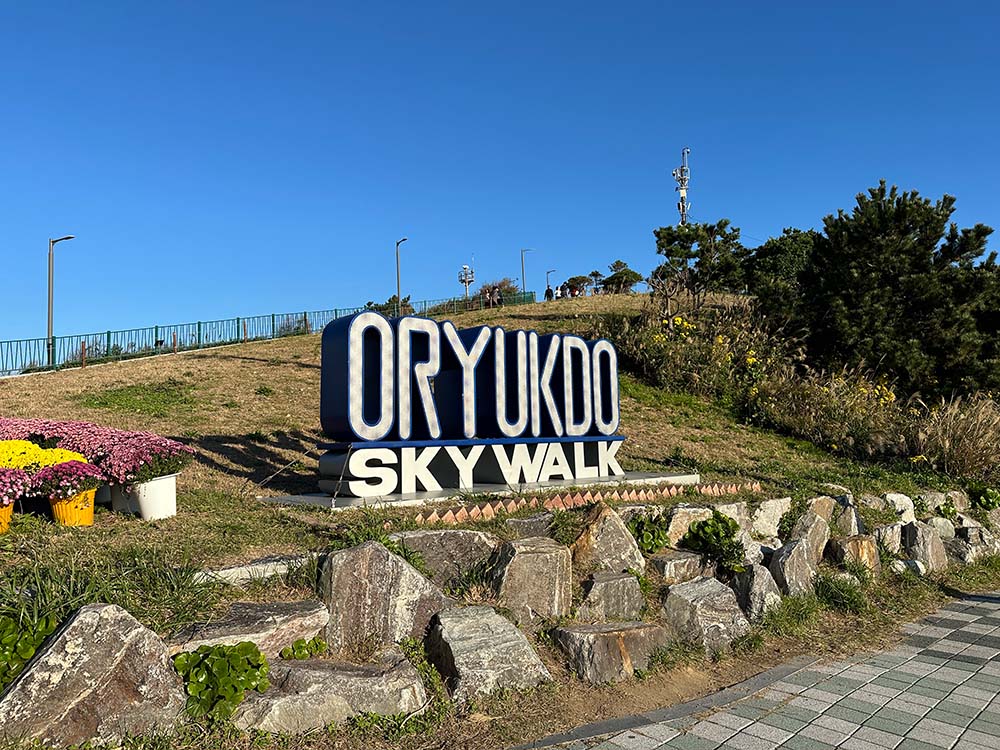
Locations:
672;147;691;225
458;263;475;299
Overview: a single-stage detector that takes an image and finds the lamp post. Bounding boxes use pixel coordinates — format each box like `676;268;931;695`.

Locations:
520;248;533;300
47;235;75;367
546;269;557;287
395;237;408;316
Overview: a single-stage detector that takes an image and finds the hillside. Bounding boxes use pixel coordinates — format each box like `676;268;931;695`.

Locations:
0;295;944;566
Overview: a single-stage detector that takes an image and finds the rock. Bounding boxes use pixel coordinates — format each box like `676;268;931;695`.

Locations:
571;503;645;573
425;606;550;701
505;513;554;538
319;541;451;654
194;553;317;586
874;523;905;555
553;622;669;683
730;565;782;621
232;647;426;733
738;529;764;566
489;537;572;624
957;526;988;545
917;492;948;515
759;537;782;566
925;517;956;541
751;497;792;538
661;577;750;654
956;512;982;528
946;490;970;513
831;501;865;537
388;529;499;586
577;572;645;621
665;504;713;547
615;505;667;523
790;511;830;567
808;496;837;523
890;559;927;576
0;604;184;747
715;501;751;531
649;548;710;584
858;494;884;510
831;571;861;586
168;600;330;658
945;531;1000;564
821;484;854;506
883;493;916;523
901;521;948;573
769;541;816;596
827;535;881;574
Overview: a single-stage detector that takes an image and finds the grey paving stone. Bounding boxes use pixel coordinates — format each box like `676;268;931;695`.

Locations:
850;726;905;748
837;697;884;716
709;713;752;732
912;716;963;738
789;695;833;712
689;721;737;743
779;736;834;750
936;700;981;719
663;735;720;750
925;708;974;729
814;713;862;735
839;737;893;750
633;723;682;742
607;730;662;750
759;712;808;733
895;738;953;750
798;722;851;745
742;720;793;744
717;733;772;750
826;704;873;725
960;728;1000;747
803;687;844;704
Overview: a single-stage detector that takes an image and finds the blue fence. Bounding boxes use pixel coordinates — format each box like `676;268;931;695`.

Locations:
0;292;536;377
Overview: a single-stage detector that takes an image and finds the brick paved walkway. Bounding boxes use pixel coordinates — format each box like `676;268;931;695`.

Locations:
533;594;1000;750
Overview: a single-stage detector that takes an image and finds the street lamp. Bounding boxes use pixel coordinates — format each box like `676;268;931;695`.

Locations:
546;269;557;287
47;235;75;367
395;237;408;316
520;248;534;300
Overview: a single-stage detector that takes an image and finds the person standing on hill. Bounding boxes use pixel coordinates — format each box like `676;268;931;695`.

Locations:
544;285;554;301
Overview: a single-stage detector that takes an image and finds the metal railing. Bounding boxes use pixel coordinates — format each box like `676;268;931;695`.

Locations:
0;291;536;377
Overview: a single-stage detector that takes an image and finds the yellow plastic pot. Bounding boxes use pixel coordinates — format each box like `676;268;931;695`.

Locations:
50;489;96;527
0;503;12;533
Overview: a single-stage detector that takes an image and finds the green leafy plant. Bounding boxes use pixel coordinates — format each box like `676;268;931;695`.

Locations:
680;509;746;574
936;497;958;522
172;642;270;721
627;515;671;555
971;486;1000;512
0;615;59;690
280;636;327;660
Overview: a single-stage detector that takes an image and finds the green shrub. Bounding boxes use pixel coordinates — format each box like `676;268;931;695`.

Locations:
971;486;1000;512
627;514;671;555
172;642;270;721
680;509;746;574
0;615;59;691
814;572;867;614
280;636;327;660
936;498;958;522
777;497;808;541
761;595;820;636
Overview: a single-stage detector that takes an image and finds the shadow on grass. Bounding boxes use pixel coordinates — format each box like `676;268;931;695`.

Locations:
185;429;321;496
186;353;321;370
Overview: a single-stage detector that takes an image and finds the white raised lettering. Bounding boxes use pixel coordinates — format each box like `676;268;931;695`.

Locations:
397;317;441;439
400;446;441;493
494;329;528;437
347;312;395;441
492;443;546;485
442;323;491;438
444;445;485;489
347;448;398;496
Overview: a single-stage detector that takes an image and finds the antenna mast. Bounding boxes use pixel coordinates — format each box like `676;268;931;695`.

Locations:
672;147;691;225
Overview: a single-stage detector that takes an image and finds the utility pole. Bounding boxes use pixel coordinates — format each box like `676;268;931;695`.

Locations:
395;237;408;316
520;248;533;298
672;147;691;225
47;235;76;367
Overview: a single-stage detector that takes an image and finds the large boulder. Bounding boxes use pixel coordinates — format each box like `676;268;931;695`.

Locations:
827;535;881;574
0;604;184;747
945;529;1000;564
577;572;645;622
830;498;865;537
925;517;956;541
505;513;553;538
751;497;792;538
946;490;970;513
769;541;816;596
807;496;837;524
388;529;499;586
649;548;710;584
167;600;330;658
883;493;916;523
661;577;750;654
232;647;426;734
874;523;905;555
664;505;713;546
570;503;645;573
789;511;830;567
553;622;669;683
489;537;572;625
425;606;550;702
730;565;782;621
901;521;948;573
715;501;751;531
319;541;451;654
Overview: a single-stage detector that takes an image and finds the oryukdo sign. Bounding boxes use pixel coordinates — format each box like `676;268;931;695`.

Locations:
319;311;624;497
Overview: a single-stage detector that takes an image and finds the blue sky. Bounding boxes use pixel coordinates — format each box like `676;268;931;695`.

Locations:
1;1;996;341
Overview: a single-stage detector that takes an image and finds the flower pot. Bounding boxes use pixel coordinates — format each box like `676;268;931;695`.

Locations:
0;504;12;533
110;484;134;514
50;489;96;527
95;484;111;505
128;474;177;521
